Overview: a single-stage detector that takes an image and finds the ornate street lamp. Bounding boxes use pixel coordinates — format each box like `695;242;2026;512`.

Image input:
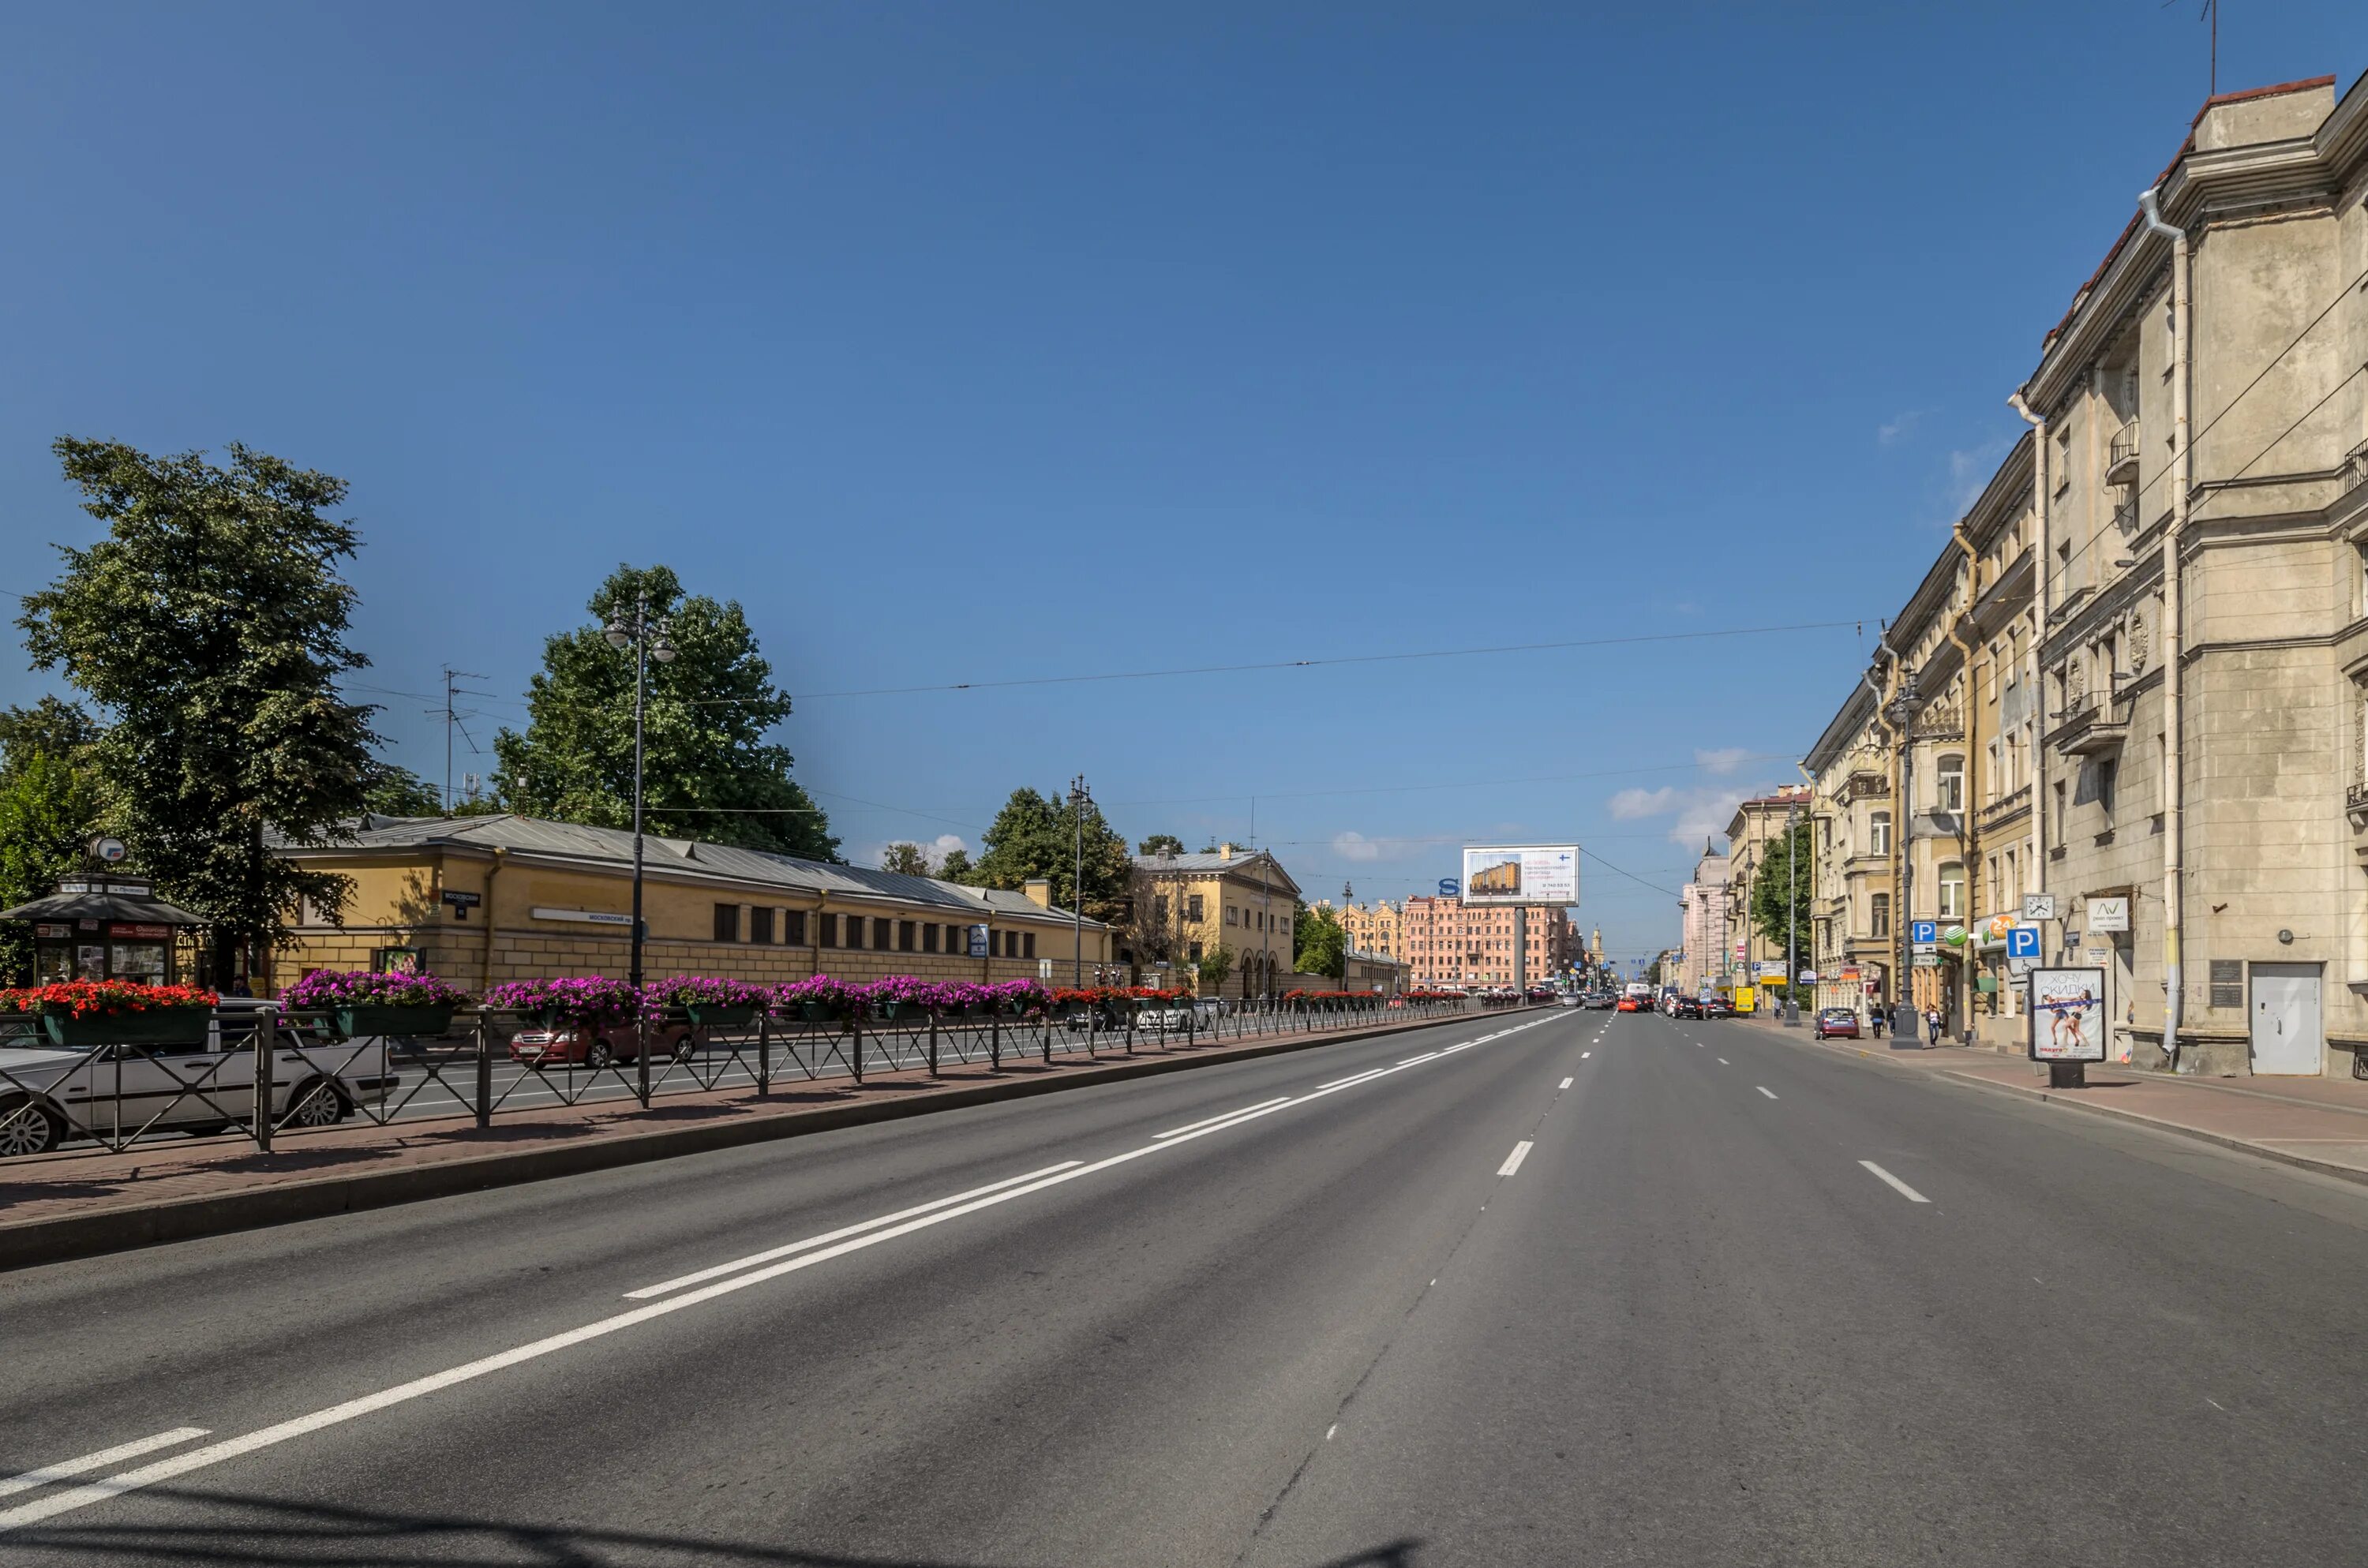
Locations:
1883;668;1922;1025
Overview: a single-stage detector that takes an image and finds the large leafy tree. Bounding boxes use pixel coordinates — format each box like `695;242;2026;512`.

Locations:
973;786;1132;925
1748;816;1816;967
879;841;933;876
18;440;377;979
492;564;837;861
1293;902;1346;980
0;699;107;982
362;760;444;816
1137;833;1184;857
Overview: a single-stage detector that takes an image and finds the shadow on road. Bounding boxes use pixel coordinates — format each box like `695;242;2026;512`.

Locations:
9;1485;1426;1566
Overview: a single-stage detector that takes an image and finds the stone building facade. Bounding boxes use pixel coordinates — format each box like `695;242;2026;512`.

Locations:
1677;845;1731;997
1399;895;1572;987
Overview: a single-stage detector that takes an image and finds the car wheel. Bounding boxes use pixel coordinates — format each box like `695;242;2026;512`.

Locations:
0;1097;64;1158
584;1037;616;1068
285;1082;347;1129
671;1033;695;1061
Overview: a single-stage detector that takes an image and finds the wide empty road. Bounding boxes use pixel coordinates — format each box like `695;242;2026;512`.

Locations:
3;1005;2364;1565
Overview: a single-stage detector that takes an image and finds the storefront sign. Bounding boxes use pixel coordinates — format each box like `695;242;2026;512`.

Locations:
108;922;171;941
968;923;990;958
2086;896;2130;934
33;923;69;939
531;906;634;926
2029;967;2107;1062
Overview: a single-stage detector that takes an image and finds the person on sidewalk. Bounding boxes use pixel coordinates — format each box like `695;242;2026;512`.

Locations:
1869;1006;1885;1041
1925;1005;1943;1048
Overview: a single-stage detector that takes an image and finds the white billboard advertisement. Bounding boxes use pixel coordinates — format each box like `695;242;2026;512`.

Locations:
1459;845;1579;906
2029;967;2107;1063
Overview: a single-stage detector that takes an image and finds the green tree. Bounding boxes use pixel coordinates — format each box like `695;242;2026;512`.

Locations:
973;786;1133;925
491;564;837;861
0;700;107;982
879;841;933;876
1137;833;1184;857
935;846;977;884
1748;816;1816;972
1194;942;1234;994
362;760;444;816
19;440;378;979
1293;903;1347;980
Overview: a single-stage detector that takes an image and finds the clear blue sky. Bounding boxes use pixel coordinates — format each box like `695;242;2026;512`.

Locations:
5;3;2362;965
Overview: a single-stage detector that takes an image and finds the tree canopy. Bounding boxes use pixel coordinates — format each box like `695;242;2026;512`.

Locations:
973;786;1132;925
1137;833;1184;857
491;564;837;861
879;841;933;876
1293;903;1347;980
1747;816;1816;965
18;439;378;975
362;760;444;816
0;699;105;982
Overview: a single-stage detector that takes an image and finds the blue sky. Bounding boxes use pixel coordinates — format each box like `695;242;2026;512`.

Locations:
6;2;2363;965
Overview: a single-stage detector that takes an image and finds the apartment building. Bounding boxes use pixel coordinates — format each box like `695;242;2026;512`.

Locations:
1130;845;1301;998
1400;895;1572;986
1677;844;1731;997
1722;788;1814;994
1321;898;1406;965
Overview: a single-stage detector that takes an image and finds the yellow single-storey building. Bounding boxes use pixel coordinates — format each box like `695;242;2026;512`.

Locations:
270;813;1111;994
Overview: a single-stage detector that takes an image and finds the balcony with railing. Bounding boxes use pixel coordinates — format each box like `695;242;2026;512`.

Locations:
2043;688;2130;757
2106;421;2141;487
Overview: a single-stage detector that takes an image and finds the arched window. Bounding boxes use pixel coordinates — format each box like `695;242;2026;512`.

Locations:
1938;863;1966;920
1868;811;1892;856
1935;754;1965;814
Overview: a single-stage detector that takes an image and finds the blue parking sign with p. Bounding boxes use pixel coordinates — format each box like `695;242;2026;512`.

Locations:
2006;925;2040;958
1910;920;1937;945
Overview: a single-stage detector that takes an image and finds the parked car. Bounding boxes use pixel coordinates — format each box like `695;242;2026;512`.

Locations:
0;1000;399;1158
1143;1005;1194;1031
1673;997;1704;1019
509;1018;700;1069
1813;1007;1861;1041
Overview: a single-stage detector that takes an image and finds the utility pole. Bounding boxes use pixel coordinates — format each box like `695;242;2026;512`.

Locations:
1068;775;1090;987
1886;671;1923;1027
437;667;488;814
603;595;675;997
1784;800;1800;1027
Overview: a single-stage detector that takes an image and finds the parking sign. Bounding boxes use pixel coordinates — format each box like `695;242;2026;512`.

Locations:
1910;920;1937;945
2006;925;2040;959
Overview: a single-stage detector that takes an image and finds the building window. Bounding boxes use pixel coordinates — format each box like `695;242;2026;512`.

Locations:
1153;896;1169;926
1023;932;1036;959
898;920;916;952
1005;930;1019;958
1868;812;1891;855
1870;893;1890;937
1939;864;1965;920
819;913;838;948
1187;894;1205;922
1224;905;1237;926
844;916;863;950
1189;940;1203;962
750;907;774;945
2096;758;2118;817
1935;755;1965;814
786;909;807;945
923;922;939;953
713;904;740;943
870;918;890;949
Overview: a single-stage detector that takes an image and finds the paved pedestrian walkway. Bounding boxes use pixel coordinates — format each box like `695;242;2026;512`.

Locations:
1742;1012;2368;1185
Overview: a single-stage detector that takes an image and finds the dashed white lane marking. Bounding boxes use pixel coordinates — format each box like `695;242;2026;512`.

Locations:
1559;1077;1574;1089
1859;1161;1931;1203
1756;1087;1778;1100
1580;1051;1591;1059
1316;1068;1391;1092
1156;1099;1291;1140
1497;1140;1534;1177
0;1431;210;1499
1325;1424;1339;1440
1717;1057;1729;1065
1;1016;1561;1536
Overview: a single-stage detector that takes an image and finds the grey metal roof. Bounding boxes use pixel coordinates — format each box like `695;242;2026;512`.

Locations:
1135;849;1300;893
0;889;208;926
274;814;1105;926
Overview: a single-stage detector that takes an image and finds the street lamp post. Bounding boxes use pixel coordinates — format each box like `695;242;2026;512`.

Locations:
603;592;676;1002
1784;801;1800;1027
1884;670;1923;1032
1068;775;1090;988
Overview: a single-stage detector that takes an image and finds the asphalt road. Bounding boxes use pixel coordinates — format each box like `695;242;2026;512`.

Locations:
2;1005;2364;1565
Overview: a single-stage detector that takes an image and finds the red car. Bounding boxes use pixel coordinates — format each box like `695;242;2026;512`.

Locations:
1812;1008;1861;1041
509;1020;701;1069
1616;996;1643;1012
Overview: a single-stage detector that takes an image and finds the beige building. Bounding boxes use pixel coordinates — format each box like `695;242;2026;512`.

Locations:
1326;898;1406;965
1677;844;1731;997
1399;895;1572;986
1128;845;1301;999
272;812;1110;994
1800;73;2368;1076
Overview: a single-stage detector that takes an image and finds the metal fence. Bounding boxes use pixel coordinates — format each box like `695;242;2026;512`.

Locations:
0;994;1519;1166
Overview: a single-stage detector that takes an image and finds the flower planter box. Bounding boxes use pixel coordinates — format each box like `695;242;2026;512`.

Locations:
332;1004;456;1039
796;1001;844;1024
684;1004;759;1028
874;1000;921;1021
42;1008;212;1049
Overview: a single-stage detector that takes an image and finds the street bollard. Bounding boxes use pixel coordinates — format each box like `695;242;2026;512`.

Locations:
252;1006;276;1154
474;1014;492;1129
757;1014;772;1098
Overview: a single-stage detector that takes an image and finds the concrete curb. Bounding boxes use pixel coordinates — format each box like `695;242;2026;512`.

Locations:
1;1007;1544;1273
1934;1068;2368;1190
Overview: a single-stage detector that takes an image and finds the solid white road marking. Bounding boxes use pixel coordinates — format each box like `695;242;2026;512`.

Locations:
1325;1424;1338;1440
1859;1161;1930;1203
0;1431;209;1499
1581;1051;1591;1059
2;1014;1561;1536
1756;1087;1778;1100
1156;1098;1291;1140
628;1162;1084;1298
1315;1068;1390;1092
1497;1140;1534;1177
1717;1057;1729;1065
1559;1077;1574;1089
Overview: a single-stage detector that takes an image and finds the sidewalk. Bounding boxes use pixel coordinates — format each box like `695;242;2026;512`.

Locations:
1741;1012;2368;1186
1;1005;1527;1270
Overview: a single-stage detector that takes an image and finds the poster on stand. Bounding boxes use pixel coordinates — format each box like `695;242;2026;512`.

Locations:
2028;967;2107;1062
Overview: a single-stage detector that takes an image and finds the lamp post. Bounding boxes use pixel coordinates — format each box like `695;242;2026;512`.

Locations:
1068;775;1090;987
1784;800;1800;1027
1883;670;1923;1028
604;593;676;997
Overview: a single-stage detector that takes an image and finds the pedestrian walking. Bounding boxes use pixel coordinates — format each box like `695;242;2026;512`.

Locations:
1925;1005;1942;1047
1869;1005;1885;1041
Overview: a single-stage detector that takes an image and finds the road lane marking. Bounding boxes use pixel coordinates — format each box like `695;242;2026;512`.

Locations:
1155;1098;1292;1140
1559;1077;1574;1089
1315;1068;1391;1092
1756;1087;1778;1100
627;1162;1084;1298
0;1014;1562;1536
1859;1161;1930;1203
1325;1424;1338;1440
1497;1140;1533;1177
1717;1057;1729;1065
0;1431;209;1499
1398;1052;1441;1066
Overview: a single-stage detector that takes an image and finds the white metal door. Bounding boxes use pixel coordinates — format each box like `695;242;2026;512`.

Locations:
2249;963;2322;1076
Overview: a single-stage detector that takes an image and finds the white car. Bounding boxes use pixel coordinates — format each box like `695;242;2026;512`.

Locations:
1142;1006;1195;1031
0;1002;401;1158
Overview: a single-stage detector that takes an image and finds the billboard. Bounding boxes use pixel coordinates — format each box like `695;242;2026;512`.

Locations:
1459;845;1579;906
2028;967;2107;1062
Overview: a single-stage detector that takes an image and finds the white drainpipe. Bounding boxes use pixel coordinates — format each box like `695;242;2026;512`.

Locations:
2009;391;2048;1004
2138;184;2189;1066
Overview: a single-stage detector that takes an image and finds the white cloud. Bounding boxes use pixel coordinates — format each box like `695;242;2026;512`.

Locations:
1693;747;1750;777
1943;437;2012;517
1330;831;1418;863
1609;787;1678;820
1878;409;1925;447
930;833;968;859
